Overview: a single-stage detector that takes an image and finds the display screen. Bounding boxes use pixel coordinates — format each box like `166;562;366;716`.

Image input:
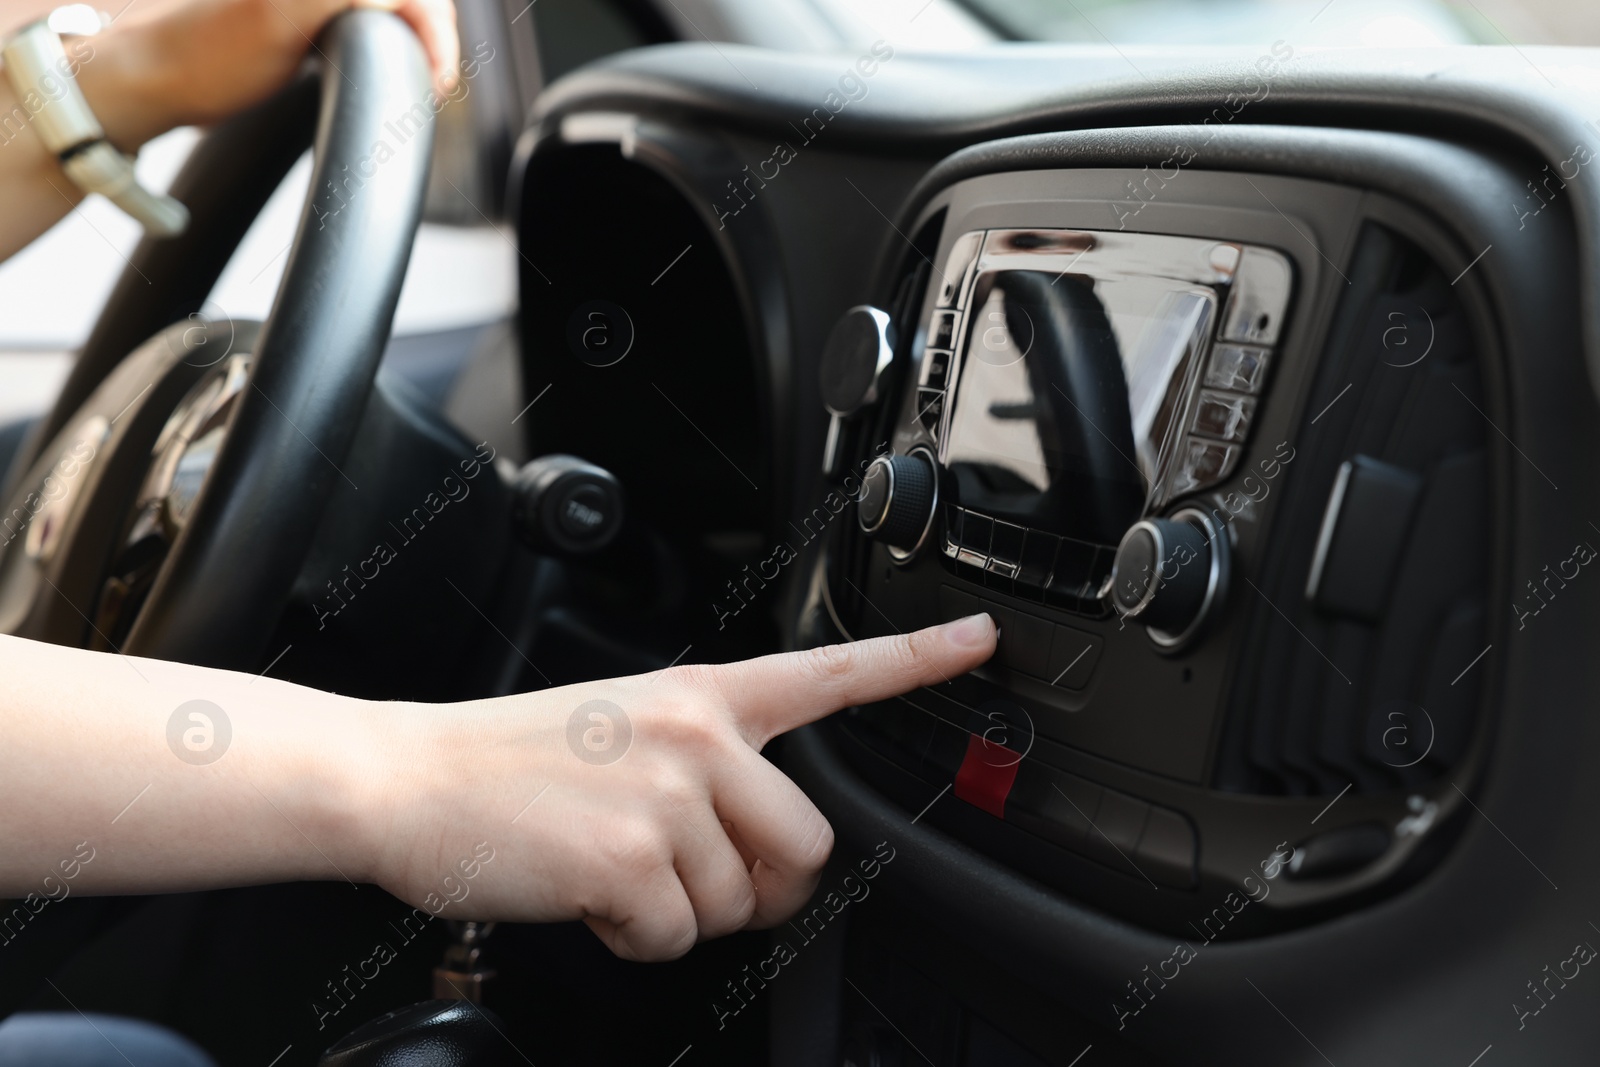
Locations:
943;268;1216;545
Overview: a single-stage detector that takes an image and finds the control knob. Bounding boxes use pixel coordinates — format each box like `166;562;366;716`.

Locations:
1109;508;1227;646
819;306;895;474
858;451;937;554
511;454;624;556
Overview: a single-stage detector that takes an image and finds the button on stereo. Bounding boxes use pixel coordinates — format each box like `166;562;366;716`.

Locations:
1191;389;1257;443
941;504;1111;613
938;586;1103;690
1170;439;1238;496
1204;343;1272;393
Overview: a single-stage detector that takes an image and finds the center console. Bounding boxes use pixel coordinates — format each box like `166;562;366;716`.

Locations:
808;166;1497;935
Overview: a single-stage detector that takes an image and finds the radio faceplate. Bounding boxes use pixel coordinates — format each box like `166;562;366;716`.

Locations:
907;228;1292;607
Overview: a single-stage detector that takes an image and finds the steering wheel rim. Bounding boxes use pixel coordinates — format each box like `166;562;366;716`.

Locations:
1;11;434;670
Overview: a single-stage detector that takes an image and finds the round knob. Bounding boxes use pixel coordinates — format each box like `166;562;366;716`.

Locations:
319;1000;505;1067
858;452;937;553
511;454;624;555
820;306;895;418
1109;511;1223;639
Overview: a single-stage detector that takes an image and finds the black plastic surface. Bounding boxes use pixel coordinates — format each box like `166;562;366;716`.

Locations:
777;125;1589;1063
531;43;1600;407
1306;454;1426;622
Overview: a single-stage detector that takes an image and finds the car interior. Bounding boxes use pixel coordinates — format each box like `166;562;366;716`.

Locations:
3;0;1600;1063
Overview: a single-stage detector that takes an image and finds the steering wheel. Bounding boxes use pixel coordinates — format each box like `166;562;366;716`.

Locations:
0;11;433;670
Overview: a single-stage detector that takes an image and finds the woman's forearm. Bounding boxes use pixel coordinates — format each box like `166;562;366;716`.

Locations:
0;616;995;960
0;633;382;898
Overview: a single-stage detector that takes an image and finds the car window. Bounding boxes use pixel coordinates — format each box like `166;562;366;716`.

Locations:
955;0;1599;46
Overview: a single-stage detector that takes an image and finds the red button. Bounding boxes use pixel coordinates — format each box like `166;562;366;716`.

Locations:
954;732;1020;818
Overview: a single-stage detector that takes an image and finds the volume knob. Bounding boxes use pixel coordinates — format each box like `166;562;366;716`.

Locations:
1109;509;1227;647
858;452;937;554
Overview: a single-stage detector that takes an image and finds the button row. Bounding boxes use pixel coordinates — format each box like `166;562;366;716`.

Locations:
918;231;985;439
938;586;1102;691
940;505;1111;609
1168;344;1272;497
1170;243;1288;501
915;343;954;437
1007;761;1197;889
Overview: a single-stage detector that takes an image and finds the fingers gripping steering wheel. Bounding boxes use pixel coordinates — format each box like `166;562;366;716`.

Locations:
0;12;435;670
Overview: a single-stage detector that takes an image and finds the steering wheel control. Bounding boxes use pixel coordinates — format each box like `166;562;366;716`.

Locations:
510;454;625;556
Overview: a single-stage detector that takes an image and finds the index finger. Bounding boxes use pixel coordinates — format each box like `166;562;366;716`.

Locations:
711;614;996;747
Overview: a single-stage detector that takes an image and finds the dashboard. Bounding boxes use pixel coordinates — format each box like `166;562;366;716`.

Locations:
513;41;1600;1067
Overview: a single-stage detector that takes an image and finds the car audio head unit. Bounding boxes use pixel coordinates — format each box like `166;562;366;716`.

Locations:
811;163;1500;937
858;227;1290;622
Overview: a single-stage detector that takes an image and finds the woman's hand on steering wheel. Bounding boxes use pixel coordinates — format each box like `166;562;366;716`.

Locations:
79;0;460;151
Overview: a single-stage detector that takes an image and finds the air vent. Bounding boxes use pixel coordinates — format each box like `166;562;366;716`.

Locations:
1214;223;1492;797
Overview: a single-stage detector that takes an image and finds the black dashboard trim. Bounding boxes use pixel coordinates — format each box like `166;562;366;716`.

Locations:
529;44;1600;406
785;125;1595;1065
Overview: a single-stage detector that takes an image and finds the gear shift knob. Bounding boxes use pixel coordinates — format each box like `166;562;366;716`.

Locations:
319;999;512;1067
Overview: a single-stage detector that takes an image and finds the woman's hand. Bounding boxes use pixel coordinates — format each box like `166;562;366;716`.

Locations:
0;0;458;260
78;0;460;150
0;616;994;963
360;615;997;961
